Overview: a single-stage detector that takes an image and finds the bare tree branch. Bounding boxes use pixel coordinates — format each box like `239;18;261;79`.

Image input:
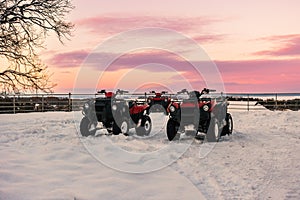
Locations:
0;0;74;93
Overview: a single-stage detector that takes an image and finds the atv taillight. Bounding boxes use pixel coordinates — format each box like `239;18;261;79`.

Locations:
105;92;114;98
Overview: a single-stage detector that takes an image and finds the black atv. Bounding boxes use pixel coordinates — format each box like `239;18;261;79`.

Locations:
146;91;171;114
166;88;233;142
80;89;152;137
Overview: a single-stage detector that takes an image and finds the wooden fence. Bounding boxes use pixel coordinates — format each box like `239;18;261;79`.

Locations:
0;92;299;113
226;93;300;111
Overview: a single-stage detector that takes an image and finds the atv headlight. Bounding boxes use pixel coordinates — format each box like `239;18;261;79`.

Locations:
203;105;209;112
147;99;151;104
164;98;168;102
112;104;117;111
84;103;89;109
169;105;176;112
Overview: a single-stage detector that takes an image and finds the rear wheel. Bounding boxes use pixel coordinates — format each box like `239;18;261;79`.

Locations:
167;118;180;141
136;115;152;136
80;116;97;137
206;117;220;142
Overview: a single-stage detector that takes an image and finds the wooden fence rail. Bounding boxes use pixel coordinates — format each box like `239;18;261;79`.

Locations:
0;92;299;113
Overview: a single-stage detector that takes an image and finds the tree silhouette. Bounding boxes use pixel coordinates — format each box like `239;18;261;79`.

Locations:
0;0;74;93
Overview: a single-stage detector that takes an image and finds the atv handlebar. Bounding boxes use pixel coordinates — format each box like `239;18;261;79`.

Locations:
177;89;189;94
97;89;129;96
149;91;168;94
177;88;217;95
97;89;106;94
116;89;129;95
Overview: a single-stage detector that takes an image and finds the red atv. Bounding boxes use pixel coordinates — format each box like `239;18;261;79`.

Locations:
80;89;152;137
146;91;171;114
166;88;233;142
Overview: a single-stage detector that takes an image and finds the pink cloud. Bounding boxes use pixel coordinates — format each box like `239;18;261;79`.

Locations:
106;50;195;72
47;50;89;68
49;49;300;92
49;49;196;71
216;59;300;92
76;15;219;32
258;34;300;41
216;59;300;74
254;34;300;56
75;15;224;43
192;34;225;43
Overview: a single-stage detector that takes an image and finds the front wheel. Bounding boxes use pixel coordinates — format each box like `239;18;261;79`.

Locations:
136;115;152;136
167;119;180;141
221;113;233;136
80;116;97;137
112;121;121;135
206;117;220;142
113;120;130;135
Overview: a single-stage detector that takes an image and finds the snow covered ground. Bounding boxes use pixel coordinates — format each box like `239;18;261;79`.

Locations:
0;110;299;199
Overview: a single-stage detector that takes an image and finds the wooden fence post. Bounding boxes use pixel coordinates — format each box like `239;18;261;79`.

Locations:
42;95;44;112
68;92;71;112
247;94;250;111
275;93;278;110
13;95;16;114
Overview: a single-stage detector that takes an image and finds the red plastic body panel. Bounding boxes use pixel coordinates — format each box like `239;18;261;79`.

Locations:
129;104;149;115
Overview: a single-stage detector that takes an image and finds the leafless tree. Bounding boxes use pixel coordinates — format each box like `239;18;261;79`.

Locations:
0;0;74;93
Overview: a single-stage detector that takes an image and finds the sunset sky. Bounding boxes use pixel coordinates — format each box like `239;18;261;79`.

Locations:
41;0;300;93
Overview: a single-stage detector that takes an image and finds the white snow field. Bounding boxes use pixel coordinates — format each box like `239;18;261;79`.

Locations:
0;110;300;200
